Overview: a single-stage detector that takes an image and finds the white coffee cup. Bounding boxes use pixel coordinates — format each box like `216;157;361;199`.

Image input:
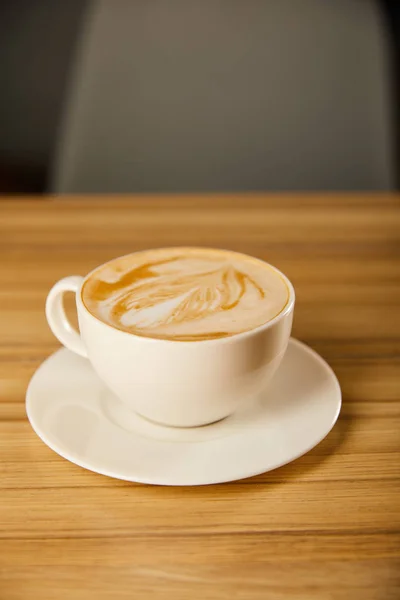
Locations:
46;252;295;427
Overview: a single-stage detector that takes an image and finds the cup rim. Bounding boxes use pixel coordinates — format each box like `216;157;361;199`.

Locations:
77;247;295;345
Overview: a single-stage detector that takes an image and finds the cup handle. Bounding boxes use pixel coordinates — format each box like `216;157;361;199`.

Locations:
45;276;88;358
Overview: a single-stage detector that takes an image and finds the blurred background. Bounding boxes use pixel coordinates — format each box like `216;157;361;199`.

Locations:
0;0;399;195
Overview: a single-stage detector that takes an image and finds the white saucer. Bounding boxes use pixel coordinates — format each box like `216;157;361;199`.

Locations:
26;339;341;486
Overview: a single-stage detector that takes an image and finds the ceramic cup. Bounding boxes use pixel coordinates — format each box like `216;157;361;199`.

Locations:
45;251;295;427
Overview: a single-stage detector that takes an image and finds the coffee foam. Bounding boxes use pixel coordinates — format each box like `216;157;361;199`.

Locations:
82;248;289;341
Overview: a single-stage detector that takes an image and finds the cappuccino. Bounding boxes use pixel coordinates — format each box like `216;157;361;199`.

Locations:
82;248;289;341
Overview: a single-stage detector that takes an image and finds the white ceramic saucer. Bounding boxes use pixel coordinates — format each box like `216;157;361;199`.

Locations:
26;339;341;486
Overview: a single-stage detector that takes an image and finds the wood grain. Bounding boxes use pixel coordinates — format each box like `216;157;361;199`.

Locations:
0;194;399;600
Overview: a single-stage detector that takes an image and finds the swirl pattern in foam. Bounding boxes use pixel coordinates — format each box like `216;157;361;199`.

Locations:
82;248;289;341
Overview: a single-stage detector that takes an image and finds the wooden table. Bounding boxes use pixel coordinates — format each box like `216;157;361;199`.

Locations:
1;194;399;600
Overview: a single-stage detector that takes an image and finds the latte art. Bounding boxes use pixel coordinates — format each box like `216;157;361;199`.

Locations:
82;249;289;341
